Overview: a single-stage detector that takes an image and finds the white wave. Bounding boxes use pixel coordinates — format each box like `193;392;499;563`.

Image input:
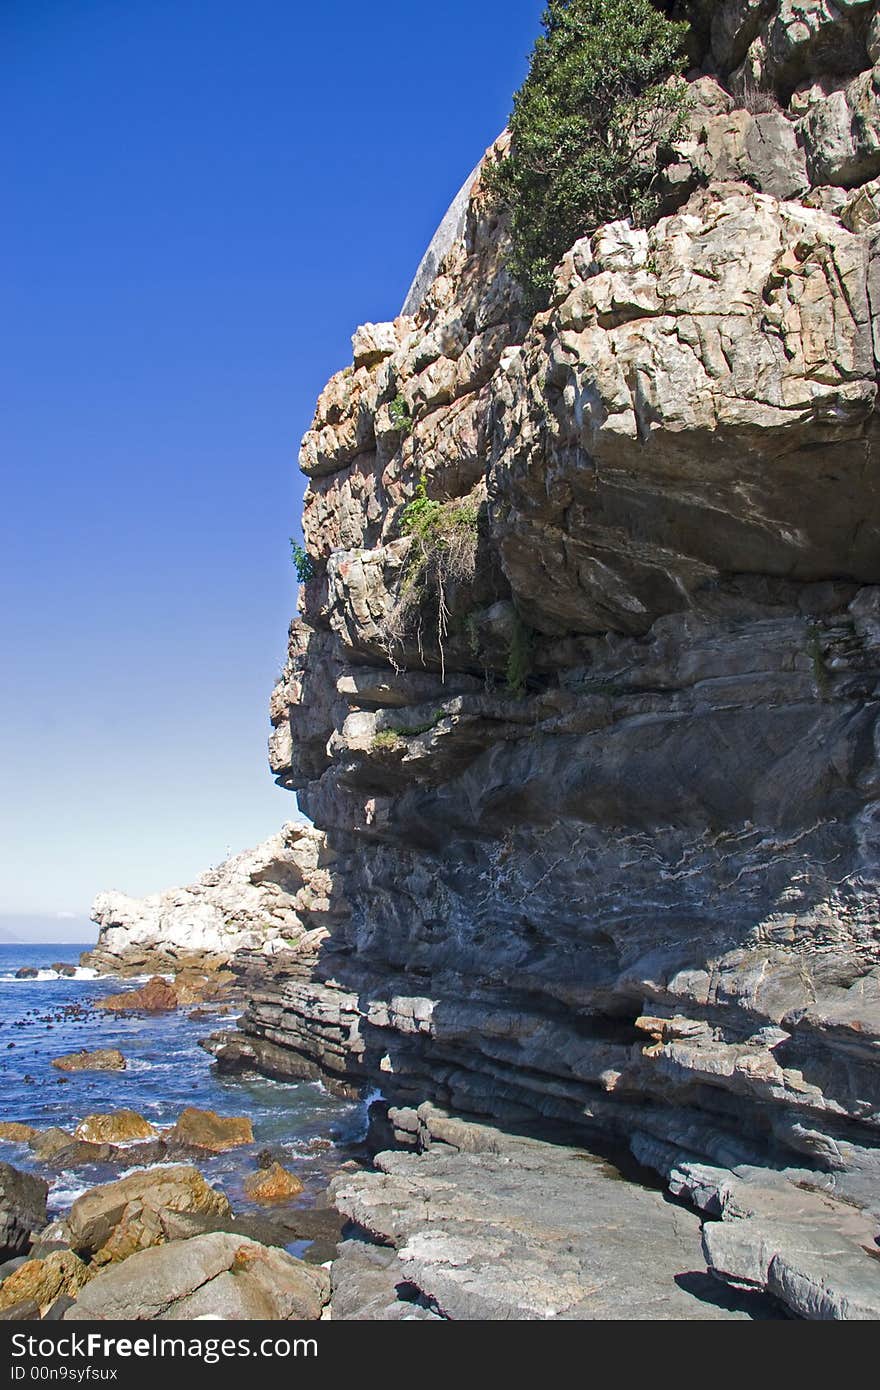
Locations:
0;966;105;983
48;1179;91;1209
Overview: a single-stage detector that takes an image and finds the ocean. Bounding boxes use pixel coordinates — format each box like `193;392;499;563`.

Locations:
0;942;365;1236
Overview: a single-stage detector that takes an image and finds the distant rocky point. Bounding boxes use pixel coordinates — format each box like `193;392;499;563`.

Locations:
85;821;343;976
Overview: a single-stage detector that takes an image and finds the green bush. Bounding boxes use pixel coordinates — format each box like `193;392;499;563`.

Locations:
487;0;690;308
290;540;315;584
389;394;414;435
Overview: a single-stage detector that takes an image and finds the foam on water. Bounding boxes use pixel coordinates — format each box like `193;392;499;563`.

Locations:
0;941;367;1233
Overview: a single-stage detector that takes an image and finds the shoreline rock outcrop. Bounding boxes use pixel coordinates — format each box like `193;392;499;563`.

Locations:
85;822;341;976
205;0;880;1319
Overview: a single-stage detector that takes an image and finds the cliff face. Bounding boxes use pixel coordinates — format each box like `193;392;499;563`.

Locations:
225;0;880;1314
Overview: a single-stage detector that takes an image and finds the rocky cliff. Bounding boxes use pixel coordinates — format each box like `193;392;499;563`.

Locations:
86;823;343;975
210;0;880;1316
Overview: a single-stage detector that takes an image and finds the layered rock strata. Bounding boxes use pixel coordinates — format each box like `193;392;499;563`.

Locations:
214;0;880;1317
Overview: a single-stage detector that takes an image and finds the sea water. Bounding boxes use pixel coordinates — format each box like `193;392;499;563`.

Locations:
0;942;365;1226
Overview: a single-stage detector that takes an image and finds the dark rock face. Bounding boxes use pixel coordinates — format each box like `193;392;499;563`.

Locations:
207;0;880;1318
0;1164;48;1261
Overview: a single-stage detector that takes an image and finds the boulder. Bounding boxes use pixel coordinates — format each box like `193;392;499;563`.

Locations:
0;1124;37;1145
64;1232;330;1321
50;964;77;977
0;1252;92;1315
166;1108;253;1153
65;1165;231;1265
0;1165;48;1260
74;1111;156;1144
52;1050;125;1073
242;1162;304;1204
28;1129;76;1161
97;976;179;1013
41;1143;114;1170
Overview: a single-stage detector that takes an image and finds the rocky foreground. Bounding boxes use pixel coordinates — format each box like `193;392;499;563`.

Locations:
0;1108;342;1321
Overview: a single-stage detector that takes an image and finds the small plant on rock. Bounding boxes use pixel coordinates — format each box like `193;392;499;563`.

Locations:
290;540;315;584
506;613;534;697
383;476;480;681
389;394;414;435
371;729;404;753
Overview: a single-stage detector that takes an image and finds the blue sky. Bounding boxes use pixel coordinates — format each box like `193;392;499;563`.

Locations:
0;0;543;932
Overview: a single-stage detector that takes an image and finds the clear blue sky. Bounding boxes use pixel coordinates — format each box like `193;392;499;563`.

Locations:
0;0;543;931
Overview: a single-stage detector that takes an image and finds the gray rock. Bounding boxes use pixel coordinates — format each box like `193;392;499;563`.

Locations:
330;1116;781;1320
64;1233;329;1321
0;1165;47;1261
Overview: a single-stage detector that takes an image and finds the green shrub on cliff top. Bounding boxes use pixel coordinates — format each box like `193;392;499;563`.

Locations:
487;0;689;308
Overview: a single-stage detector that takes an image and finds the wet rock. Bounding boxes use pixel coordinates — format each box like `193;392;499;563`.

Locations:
0;1252;92;1316
242;1162;304;1205
64;1232;330;1321
42;1143;114;1171
0;1165;48;1260
14;969;37;980
65;1165;232;1265
28;1130;77;1162
97;976;179;1013
52;1049;126;1073
0;1124;37;1146
74;1111;157;1144
50;965;77;978
166;1108;253;1153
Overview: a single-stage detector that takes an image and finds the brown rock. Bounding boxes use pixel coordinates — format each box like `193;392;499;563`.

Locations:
242;1162;304;1205
167;1107;254;1153
52;1050;125;1073
65;1165;232;1265
97;976;178;1013
0;1251;92;1314
74;1112;156;1145
0;1124;37;1145
28;1129;76;1161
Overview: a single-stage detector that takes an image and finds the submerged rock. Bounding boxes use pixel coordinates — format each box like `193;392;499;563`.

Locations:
64;1231;330;1321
